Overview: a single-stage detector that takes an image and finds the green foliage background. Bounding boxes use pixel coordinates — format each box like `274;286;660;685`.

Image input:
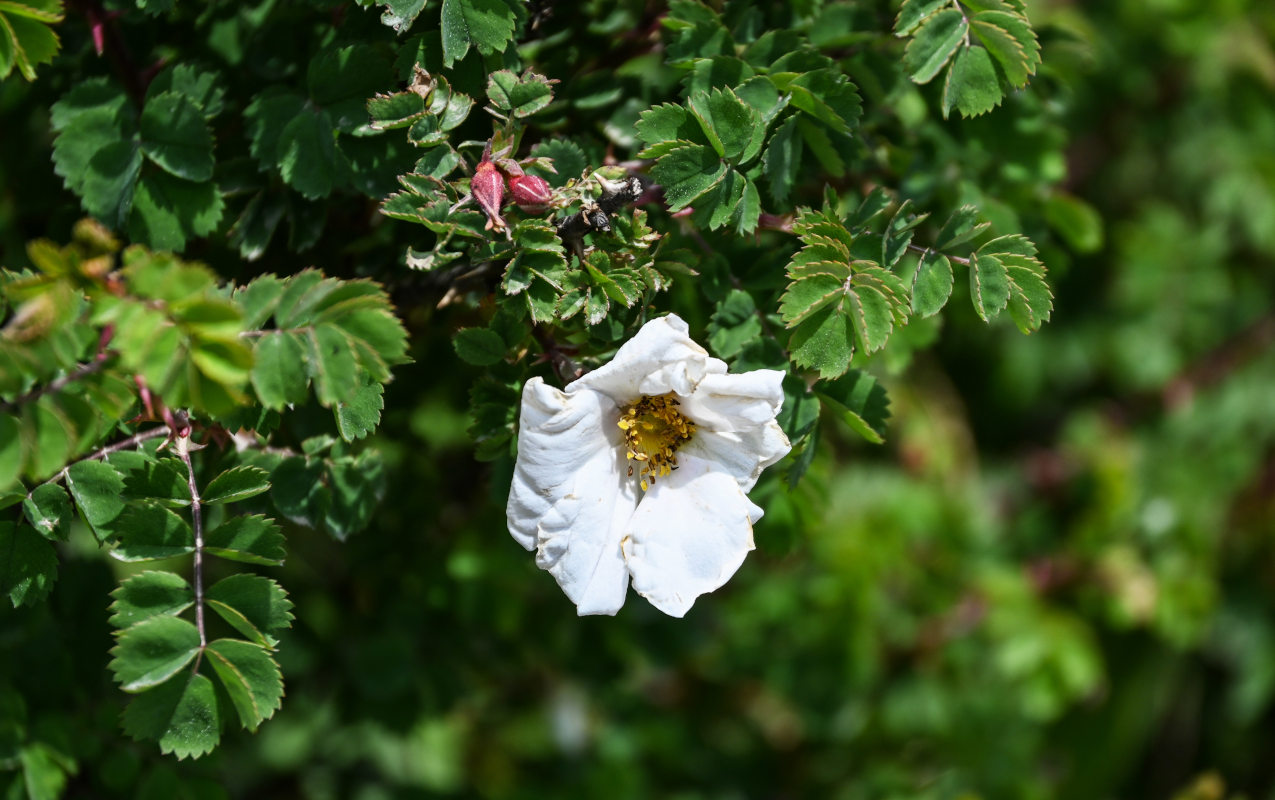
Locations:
2;0;1275;798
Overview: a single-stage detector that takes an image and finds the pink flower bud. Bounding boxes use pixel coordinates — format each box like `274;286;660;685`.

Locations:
472;161;506;231
508;174;552;213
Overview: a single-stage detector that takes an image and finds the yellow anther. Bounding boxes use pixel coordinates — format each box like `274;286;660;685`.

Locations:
617;393;696;492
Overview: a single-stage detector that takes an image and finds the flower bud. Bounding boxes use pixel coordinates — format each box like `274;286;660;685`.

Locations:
508;174;552;213
472;160;506;231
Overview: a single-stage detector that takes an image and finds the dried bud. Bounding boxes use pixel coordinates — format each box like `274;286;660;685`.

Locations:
509;174;552;213
472;160;506;232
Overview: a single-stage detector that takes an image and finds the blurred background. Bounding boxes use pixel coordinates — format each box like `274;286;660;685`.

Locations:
3;0;1275;798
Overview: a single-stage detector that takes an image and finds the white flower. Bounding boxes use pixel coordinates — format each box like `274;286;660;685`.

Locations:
507;314;791;617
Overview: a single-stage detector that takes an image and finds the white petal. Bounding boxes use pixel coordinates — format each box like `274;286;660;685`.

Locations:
566;314;723;402
506;378;636;615
621;454;762;618
683;420;791;492
682;369;787;432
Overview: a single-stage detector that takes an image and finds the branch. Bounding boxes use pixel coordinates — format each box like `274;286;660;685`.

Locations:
907;243;970;266
0;355;109;414
176;434;208;653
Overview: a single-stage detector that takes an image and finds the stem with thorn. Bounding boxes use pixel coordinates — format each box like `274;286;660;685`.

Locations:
176;432;208;654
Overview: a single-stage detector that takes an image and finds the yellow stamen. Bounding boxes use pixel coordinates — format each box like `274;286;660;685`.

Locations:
618;393;695;492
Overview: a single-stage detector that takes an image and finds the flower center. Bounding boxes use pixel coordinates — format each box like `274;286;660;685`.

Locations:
617;393;696;491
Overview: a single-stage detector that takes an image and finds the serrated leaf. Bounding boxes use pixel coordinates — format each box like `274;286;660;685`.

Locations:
707;289;762;359
971;18;1029;86
270;457;328;529
277;108;346;199
127;170;224;252
883;199;927;266
202;466;270;505
204;515;285;566
110;502;194;562
245;91;307;169
145;63;225;118
107;451;190;507
205;574;294;648
846;265;907;353
367;91;427;130
977;10;1040;75
486;69;554;118
250;332;309;410
109;571;193;628
307;44;392;132
375;0;427;33
786;69;862;135
440;0;516;67
763;116;801;204
779;272;847;326
943;44;1002;118
936;205;989;249
335;380;384;441
904;8;967;84
688;88;758;161
635;103;704;147
304;323;360;407
1003;254;1053;333
109;615;200;692
816;369;891;444
1;3;62;81
139;92;215;182
453;327;506;366
22;484;72;541
121;673;219;760
788;305;854;380
649;143;727;212
205;639;284;731
0;522;57;607
895;0;949;36
65;458;126;537
911;251;953;317
969;251;1011;320
528;139;586;187
22;399;73;481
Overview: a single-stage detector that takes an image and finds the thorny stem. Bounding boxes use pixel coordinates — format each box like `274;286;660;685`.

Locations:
176;434;208;653
39;425;171;490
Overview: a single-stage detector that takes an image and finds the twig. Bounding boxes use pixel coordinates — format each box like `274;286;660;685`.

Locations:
175;434;208;653
907;243;970;266
39;425;172;490
0;356;109;413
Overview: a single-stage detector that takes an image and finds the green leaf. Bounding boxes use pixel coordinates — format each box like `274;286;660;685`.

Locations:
942;43;1002;118
1004;254;1053;333
785;69;862;135
205;574;294;648
687;88;758;161
367;91;426;130
270;457;328;529
440;0;517;67
17;741;73;800
205;639;284;731
109;571;194;629
486;69;554;118
146;63;225;118
375;0;427;33
204;515;285;566
109;615;201;692
1046;192;1103;253
904;8;967;84
250;332;309;411
121;673;220;760
127;170;225;252
277;108;346;199
935;205;990;249
307;44;393;131
65;459;126;537
763;116;801;204
0;2;62;81
882;199;927;267
107;451;190;507
22;484;72;541
139;92;215;182
707;289;763;359
335;380;384;442
202;466;270;505
453;327;506;366
976;10;1040;77
50;79;139;228
245;91;307;169
22;399;73;482
528;139;586;187
0;522;57;607
110;502;194;562
789;305;854;380
649;143;727;212
911;250;953;317
969;252;1011;320
816;369;891;444
635;103;704;147
0;414;19;492
304;323;360;407
895;0;949;36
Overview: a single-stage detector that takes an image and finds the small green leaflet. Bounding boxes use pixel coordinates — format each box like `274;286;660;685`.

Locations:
202;465;271;505
968;234;1052;331
486;70;555;118
204;515;286;565
453;327;507;366
22;483;72;541
0;521;57;607
109;571;194;629
108;615;201;692
205;639;284;731
109;502;195;562
0;0;65;81
121;672;220;760
439;0;518;67
815;369;891;444
205;574;294;648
